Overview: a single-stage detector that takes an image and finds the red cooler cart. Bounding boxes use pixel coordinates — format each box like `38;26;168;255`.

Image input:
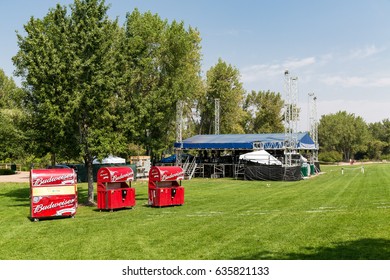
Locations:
148;166;185;207
30;168;78;221
97;166;135;211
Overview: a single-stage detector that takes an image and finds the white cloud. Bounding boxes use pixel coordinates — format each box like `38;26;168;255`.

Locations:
373;77;390;87
241;56;316;83
318;53;334;66
321;76;366;87
321;75;390;88
240;64;280;82
317;99;390;123
283;57;316;69
297;98;390;131
348;45;386;59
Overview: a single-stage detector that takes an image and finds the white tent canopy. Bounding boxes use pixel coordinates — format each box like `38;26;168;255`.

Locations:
93;155;126;164
239;150;282;165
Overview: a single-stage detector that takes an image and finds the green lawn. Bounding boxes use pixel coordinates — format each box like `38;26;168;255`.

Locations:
1;163;390;260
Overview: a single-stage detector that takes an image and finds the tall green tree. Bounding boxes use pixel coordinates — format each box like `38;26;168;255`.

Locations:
13;4;77;163
117;9;203;156
0;69;24;109
0;69;26;160
318;111;369;161
13;0;122;204
243;90;284;133
367;119;390;159
198;58;246;134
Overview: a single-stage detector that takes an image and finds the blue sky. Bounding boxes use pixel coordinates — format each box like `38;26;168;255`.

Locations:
1;0;390;131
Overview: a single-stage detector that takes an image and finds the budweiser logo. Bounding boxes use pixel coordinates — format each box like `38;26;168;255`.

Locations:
33;174;75;186
111;172;133;182
162;171;184;181
33;198;76;213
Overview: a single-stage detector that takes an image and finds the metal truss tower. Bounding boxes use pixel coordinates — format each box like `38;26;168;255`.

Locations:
176;100;183;143
175;100;184;165
215;98;220;135
284;70;299;166
308;93;319;162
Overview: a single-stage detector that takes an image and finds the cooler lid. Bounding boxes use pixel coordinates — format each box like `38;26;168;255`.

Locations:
30;168;77;187
97;166;134;183
149;166;184;182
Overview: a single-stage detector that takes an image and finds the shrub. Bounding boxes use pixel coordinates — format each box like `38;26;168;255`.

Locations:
0;169;16;175
319;151;343;162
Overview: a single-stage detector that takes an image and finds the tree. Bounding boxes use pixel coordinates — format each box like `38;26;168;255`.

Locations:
0;69;26;161
318;111;369;161
243;90;284;133
198;58;246;134
13;2;204;203
367;119;390;159
13;4;78;164
0;69;24;109
0;108;26;161
13;0;123;204
117;9;203;157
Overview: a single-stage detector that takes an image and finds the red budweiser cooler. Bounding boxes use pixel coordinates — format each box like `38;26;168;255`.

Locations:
97;166;135;211
148;166;185;207
30;168;78;221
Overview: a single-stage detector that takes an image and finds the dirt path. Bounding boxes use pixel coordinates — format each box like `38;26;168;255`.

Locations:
0;171;30;183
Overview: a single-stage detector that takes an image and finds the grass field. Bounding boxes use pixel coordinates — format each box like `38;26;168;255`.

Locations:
0;163;390;260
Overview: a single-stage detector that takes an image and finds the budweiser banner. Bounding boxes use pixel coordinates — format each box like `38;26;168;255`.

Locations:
30;169;77;220
149;166;184;182
31;169;76;186
31;195;77;217
97;166;134;183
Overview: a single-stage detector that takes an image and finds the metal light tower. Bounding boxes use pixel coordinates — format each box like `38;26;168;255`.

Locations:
284;70;299;166
175;100;184;166
308;93;319;162
215;98;220;135
176;100;183;143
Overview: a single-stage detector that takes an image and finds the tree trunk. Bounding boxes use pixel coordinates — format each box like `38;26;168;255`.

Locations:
84;155;95;205
51;153;56;166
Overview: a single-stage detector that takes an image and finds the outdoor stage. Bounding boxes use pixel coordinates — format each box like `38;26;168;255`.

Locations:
168;132;320;180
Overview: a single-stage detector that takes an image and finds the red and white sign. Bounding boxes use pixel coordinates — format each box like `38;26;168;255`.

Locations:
149;166;184;182
97;166;134;183
31;169;76;186
31;195;76;217
30;169;77;221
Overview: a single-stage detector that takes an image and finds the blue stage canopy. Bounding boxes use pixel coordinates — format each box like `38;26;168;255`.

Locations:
174;133;317;150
